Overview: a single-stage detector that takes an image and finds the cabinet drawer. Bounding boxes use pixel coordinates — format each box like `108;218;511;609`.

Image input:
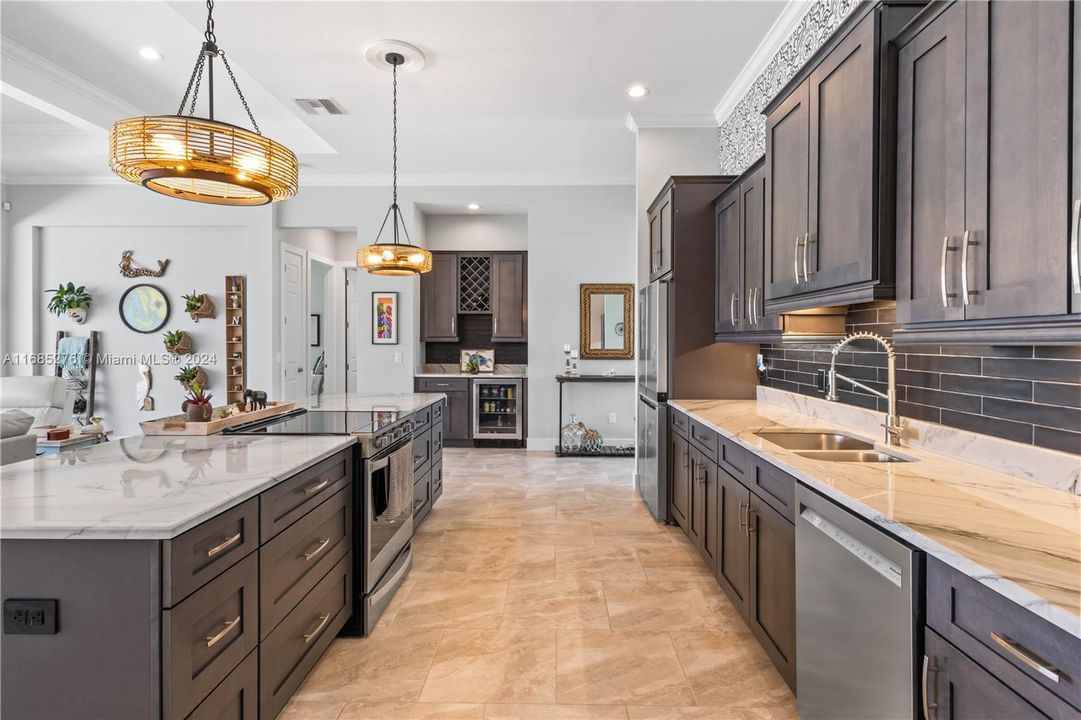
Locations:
412;404;434;432
164;552;259;720
432;420;444;457
750;461;796;523
164;498;259;608
417;377;469;393
260;486;352;639
717;436;752;482
670;408;689;437
431;461;444;504
413;468;432;526
433;399;444;422
260;450;352;542
413;428;432;475
688;419;719;461
260;553;352;720
927;557;1080;711
186;648;258;720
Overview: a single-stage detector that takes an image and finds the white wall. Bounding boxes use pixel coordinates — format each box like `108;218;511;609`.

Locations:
424;214;527;252
634;127;722;285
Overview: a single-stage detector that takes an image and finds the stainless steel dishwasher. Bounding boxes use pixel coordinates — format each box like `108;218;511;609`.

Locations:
796;484;922;720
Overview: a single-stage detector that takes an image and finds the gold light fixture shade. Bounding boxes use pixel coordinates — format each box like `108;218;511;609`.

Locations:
358;243;433;275
110;115;298;206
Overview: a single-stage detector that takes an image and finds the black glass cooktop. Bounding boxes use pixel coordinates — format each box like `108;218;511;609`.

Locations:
225;409;403;436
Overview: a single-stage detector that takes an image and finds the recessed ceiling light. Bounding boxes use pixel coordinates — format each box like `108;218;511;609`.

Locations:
468;203;480;211
626;84;649;98
138;47;163;61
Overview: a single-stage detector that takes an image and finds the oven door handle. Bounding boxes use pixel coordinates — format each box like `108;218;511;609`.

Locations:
368;455;389;473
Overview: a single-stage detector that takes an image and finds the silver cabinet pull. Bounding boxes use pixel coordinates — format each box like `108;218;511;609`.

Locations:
451;315;456;334
747;507;756;533
1071;199;1081;295
940;236;958;307
730;293;737;326
793;235;803;283
302;537;331;562
960;229;976;305
493;316;499;335
303;613;331;644
302;479;329;496
752;287;760;325
747;290;754;326
206;533;242;558
991;632;1061;682
738;499;747;534
681;448;689;469
922;655;939;720
803;233;815;282
206;616;241;648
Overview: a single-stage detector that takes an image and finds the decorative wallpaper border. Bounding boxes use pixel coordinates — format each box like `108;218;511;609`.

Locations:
717;0;860;174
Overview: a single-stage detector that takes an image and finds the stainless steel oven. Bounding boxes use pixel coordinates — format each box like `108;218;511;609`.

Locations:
362;436;414;634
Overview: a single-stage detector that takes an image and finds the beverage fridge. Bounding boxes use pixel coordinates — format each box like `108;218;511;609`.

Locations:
472;377;523;440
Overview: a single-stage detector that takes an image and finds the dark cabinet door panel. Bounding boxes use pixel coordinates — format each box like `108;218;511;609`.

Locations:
697;455;719;573
715;190;742;335
669;432;691;531
445;391;470;440
748;496;796;690
896;1;967;325
491;253;527;341
765;81;810;301
421;253;459;341
716;466;750;616
807;12;875;292
687;447;705;547
187;648;258;720
964;0;1070;321
740;163;780;332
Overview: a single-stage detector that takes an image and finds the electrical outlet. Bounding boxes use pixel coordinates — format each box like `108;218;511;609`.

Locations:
394;352;402;364
3;599;58;634
608;412;617;424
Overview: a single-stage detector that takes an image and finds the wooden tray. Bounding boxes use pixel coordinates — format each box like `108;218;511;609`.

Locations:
140;401;296;436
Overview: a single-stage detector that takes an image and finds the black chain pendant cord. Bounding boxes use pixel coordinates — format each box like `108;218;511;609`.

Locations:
174;0;261;135
374;55;413;247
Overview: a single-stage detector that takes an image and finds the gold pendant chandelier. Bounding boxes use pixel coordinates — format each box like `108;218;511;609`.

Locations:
109;0;298;206
358;52;432;275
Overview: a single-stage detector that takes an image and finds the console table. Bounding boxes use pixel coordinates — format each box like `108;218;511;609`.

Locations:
555;374;635;457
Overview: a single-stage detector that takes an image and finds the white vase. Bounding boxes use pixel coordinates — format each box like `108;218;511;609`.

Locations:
67;306;88;324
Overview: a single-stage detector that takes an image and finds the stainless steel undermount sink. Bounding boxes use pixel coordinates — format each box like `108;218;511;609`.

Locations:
793;449;910;463
755;428;876;451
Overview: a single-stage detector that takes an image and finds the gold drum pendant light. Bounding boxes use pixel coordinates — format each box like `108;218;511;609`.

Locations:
358;52;432;275
109;0;298;205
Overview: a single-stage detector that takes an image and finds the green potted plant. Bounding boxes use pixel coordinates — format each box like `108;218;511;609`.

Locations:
181;382;213;422
174;364;207;390
162;329;192;355
45;282;92;324
182;291;215;322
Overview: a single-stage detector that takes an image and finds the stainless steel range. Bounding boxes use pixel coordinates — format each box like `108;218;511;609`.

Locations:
224;408;415;635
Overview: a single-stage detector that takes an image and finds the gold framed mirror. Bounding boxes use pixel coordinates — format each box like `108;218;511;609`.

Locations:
579;283;634;359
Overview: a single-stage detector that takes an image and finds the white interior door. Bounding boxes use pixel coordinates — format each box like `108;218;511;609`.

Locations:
345;268;360;393
281;244;307;402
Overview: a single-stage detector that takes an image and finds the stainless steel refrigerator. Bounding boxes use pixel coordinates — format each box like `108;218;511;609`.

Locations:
635;281;668;520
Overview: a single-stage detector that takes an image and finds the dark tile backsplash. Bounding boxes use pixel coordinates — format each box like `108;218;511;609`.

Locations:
424;314;528;365
759;302;1081;454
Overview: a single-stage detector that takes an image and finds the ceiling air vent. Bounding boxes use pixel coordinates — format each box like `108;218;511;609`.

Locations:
293;98;346;116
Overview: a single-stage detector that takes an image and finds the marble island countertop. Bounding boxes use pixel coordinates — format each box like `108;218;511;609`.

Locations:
0;433;356;540
670;396;1081;639
301;392;445;413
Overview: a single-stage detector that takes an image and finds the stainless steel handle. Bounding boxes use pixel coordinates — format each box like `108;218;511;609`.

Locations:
960;229;976;305
1071;199;1081;295
747;290;754;326
451;315;456;334
738;499;747;534
729;293;737;326
940;236;958;307
206;616;241;648
793;235;802;284
752;287;760;325
493;316;498;335
747;507;756;533
991;633;1061;682
303;613;331;644
206;533;242;558
922;655;939;720
803;233;815;282
435;382;450;387
303;478;329;496
681;448;689;469
302;537;331;562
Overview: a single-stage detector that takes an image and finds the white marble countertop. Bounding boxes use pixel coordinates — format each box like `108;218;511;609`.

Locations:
0;434;356;540
301;392;445;413
669;396;1081;638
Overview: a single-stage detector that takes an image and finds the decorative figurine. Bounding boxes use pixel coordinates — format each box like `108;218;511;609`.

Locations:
136;364;154;411
119;250;170;278
243;388;268;411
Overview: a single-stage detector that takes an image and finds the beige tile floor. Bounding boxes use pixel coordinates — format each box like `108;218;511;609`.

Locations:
285;449;797;720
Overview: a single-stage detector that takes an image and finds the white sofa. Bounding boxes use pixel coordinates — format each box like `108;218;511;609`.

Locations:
0;376;76;428
1;409;36;465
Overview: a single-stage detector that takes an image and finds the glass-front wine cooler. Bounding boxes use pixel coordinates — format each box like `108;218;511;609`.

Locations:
472;378;523;440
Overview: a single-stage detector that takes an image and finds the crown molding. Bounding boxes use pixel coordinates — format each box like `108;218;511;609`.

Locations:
713;0;810;125
1;172;635;188
625;113;719;134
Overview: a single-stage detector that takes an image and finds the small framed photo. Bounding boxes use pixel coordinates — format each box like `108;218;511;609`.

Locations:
309;314;321;347
372;292;398;345
460;348;495;373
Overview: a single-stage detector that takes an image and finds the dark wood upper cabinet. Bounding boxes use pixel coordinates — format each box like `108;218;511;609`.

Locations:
649;189;674;281
894;0;1080;344
491;253;527;342
740;164;782;335
748;494;796;691
763;3;921;313
420;252;459;341
715;190;742;335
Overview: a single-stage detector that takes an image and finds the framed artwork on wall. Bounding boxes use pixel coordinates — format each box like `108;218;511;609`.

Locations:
372;291;398;345
119;283;170;333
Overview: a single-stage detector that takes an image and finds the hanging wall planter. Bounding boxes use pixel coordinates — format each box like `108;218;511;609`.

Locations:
174;364;208;390
163;330;193;355
46;282;93;324
183;292;215;322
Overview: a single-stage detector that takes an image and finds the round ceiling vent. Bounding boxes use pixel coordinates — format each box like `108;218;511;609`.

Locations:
363;40;426;72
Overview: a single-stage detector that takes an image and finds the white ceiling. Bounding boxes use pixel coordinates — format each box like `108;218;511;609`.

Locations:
0;1;785;186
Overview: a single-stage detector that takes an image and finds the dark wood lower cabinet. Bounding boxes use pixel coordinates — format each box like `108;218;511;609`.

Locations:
689;447;719;573
188;649;259;720
716;465;750;617
669;431;691;529
748;495;797;690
